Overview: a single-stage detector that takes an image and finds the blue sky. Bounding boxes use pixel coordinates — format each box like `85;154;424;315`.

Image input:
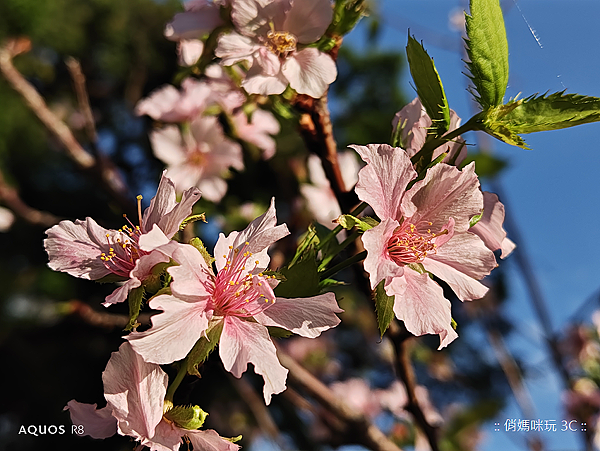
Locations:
346;1;600;450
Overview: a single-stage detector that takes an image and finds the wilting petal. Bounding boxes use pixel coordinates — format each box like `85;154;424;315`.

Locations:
404;162;482;234
282;48;337;98
353;144;417;221
103;342;168;441
127;294;210;364
423;232;496;301
361;218;405;290
470;191;515;258
282;0;332;43
187;429;240;451
254;292;342;338
64;401;117;439
220;316;288;404
394;271;458;349
45;217;111;280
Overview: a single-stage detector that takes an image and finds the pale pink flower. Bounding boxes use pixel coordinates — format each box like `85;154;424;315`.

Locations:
232;108;280;159
150;115;243;202
44;172;201;305
353;144;497;348
300;152;360;229
470;191;515;258
165;0;226;42
127;199;343;404
65;342;238;451
215;0;337;98
392;97;467;165
178;39;204;66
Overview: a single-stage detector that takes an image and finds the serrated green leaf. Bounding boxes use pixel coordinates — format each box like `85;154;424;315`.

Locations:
406;35;450;135
186;320;224;376
464;0;509;109
275;252;321;298
495;91;600;135
373;280;395;338
125;286;145;332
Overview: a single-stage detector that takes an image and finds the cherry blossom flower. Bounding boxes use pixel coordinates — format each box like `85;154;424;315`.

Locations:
470;191;515;258
164;0;226;43
65;342;238;451
215;0;337;98
231;108;280;159
353;144;497;348
44;172;201;306
150;115;243;202
392;97;467;165
300;151;360;229
127;199;343;404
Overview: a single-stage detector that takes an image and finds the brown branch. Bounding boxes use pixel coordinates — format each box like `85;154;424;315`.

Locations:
294;94;358;214
230;375;280;439
0;167;60;227
0;38;133;214
277;347;403;451
65;57;98;145
389;323;440;451
63;299;151;329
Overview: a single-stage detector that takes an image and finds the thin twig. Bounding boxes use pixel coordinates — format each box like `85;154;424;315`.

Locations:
277;348;403;451
62;299;151;329
230;375;280;439
65;57;98;145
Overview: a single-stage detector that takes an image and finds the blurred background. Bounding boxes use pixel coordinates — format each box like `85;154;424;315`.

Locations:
1;1;599;450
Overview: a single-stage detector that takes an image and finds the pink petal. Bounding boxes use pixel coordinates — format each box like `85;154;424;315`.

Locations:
126;294;210;364
165;7;223;41
219;316;288;404
64;400;117;439
150;184;202;239
232;0;292;35
150;126;188;166
178;39;204;66
361;218;405;290
103;278;140;306
353;144;417;221
168;244;215;302
282;0;332;43
197;176;229;203
254;292;342;337
148;421;185;451
422;232;496;301
242;70;289;96
470;191;515;258
394;271;458;349
102;342;168;441
44;217;112;280
281;48;337;98
135;85;184;121
215;32;258;66
404;162;482;234
187;429;241;451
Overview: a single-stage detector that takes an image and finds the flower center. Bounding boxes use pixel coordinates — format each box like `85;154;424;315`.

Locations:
188;147;206;167
265;30;297;56
99;196;147;277
213;241;277;317
387;222;446;266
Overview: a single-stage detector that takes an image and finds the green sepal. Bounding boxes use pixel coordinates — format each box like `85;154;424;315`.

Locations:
319;278;346;289
186;320;224;377
326;0;368;37
226;435;243;444
125;286;145;332
406;35;450;136
336;214;378;232
407;262;427;275
469;211;483;228
484;92;600;149
464;0;509;109
275;251;321;298
179;213;207;231
144;261;174;295
189;237;215;267
373;280;395;338
164;405;208;430
96;273;127;284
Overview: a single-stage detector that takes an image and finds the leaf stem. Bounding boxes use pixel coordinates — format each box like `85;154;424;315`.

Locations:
319;250;367;280
166;359;188;403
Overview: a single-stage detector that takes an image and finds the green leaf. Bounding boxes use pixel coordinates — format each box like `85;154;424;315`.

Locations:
186;320;224;376
164;405;208;430
469;211;483;228
125;286;145;332
406;35;450;135
336;214;378;232
275;252;321;298
373;280;395;338
464;0;509;109
494;91;600;135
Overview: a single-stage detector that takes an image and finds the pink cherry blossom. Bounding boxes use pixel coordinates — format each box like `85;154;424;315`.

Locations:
65;342;239;451
44;172;201;305
150;115;243;202
164;0;226;43
127;199;343;404
392;97;467;165
353;144;498;348
231;108;280;159
215;0;337;98
470;191;516;258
